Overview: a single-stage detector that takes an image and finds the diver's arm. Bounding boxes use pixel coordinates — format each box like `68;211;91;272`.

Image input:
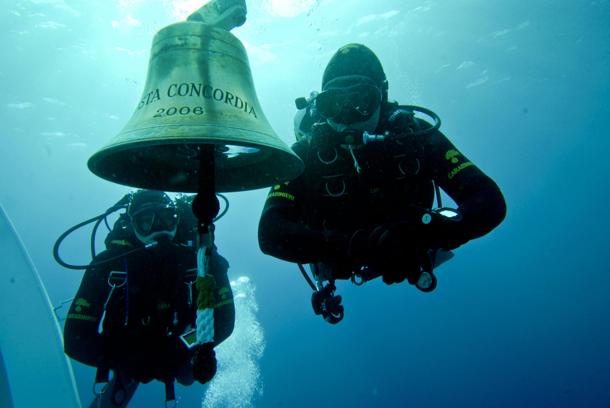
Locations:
258;192;348;264
63;255;112;367
258;140;351;264
258;139;340;263
425;130;506;248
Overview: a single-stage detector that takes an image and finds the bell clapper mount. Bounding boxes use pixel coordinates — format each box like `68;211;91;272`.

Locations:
187;0;247;31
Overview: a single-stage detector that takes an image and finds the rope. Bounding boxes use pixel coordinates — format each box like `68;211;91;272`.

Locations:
195;244;215;345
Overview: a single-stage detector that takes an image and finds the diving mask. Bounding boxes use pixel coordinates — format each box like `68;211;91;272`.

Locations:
316;76;382;124
130;204;179;244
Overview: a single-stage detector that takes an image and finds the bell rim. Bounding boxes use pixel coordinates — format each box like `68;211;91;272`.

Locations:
87;139;304;193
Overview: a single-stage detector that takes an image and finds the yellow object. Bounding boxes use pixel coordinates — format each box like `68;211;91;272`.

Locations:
196;275;217;310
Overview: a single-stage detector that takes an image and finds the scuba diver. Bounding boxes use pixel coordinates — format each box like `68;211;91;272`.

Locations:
61;190;235;407
258;43;506;324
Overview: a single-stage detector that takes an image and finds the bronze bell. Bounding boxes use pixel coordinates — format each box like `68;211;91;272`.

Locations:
88;22;303;193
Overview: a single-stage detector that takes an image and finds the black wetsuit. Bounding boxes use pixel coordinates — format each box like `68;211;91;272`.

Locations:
63;242;235;384
259;104;506;278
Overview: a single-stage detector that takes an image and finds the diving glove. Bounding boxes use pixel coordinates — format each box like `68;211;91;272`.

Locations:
192;343;217;384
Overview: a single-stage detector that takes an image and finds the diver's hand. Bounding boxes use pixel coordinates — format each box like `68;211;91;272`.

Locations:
368;223;425;284
343;227;419;284
192;343;217;384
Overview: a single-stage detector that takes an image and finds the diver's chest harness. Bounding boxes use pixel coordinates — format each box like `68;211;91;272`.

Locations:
308;130;421;195
301;106;436;232
97;253;198;338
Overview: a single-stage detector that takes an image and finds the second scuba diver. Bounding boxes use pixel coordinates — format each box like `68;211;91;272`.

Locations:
62;190;235;407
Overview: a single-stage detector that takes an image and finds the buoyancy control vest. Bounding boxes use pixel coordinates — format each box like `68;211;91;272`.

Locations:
97;245;197;341
296;103;437;233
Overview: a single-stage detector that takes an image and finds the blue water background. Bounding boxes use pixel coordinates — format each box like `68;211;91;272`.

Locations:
1;0;609;407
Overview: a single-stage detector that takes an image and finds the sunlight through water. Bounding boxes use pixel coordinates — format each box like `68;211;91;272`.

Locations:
262;0;317;17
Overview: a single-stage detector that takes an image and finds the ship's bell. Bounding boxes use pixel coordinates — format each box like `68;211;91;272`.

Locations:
88;22;303;193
